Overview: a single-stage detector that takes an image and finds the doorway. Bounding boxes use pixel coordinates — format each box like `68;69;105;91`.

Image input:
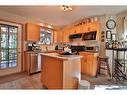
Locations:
0;21;22;76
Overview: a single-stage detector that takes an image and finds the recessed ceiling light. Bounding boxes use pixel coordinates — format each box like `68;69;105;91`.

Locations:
47;25;52;28
39;23;44;26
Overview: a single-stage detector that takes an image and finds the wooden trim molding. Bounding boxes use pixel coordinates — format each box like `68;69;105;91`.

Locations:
0;19;23;26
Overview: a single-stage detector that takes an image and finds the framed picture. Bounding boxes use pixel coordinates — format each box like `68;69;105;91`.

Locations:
106;30;111;39
111;34;116;40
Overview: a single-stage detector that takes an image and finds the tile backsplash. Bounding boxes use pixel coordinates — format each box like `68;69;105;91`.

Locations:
70;40;100;46
40;44;56;51
38;40;100;52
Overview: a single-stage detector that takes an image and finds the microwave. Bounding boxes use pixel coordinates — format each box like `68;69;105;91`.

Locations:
82;31;97;41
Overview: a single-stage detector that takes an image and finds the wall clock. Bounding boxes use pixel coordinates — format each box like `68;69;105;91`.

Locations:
106;19;116;29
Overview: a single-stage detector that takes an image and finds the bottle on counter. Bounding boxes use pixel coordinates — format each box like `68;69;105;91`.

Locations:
112;40;115;48
115;40;118;48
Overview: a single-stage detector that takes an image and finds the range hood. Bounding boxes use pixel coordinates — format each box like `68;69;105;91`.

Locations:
69;33;82;39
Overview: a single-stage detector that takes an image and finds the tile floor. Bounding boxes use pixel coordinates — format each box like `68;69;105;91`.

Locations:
0;72;124;89
0;73;43;89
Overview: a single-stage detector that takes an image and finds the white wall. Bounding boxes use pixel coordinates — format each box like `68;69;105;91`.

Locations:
116;10;127;41
0;10;40;24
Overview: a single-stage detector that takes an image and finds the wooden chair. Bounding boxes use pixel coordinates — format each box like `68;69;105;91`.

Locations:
96;56;111;78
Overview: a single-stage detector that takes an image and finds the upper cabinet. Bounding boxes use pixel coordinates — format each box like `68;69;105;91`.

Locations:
26;23;40;41
53;30;58;43
82;21;99;33
54;21;100;43
70;25;82;34
57;30;63;43
62;28;70;42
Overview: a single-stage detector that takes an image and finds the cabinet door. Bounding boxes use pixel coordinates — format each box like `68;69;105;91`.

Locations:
41;56;63;89
82;24;88;33
53;31;57;43
79;53;87;74
87;53;98;77
82;22;99;33
92;54;98;76
75;25;82;34
80;52;98;77
86;54;94;76
62;29;70;42
26;23;40;41
87;23;97;32
70;27;77;34
57;30;63;43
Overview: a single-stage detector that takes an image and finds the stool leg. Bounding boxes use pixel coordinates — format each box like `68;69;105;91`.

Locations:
96;58;100;77
107;63;111;77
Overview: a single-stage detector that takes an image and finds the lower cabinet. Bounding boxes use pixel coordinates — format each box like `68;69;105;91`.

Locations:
79;52;98;77
41;55;81;89
41;56;63;89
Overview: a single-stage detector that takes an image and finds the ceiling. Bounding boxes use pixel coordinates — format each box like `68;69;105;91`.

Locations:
0;6;127;27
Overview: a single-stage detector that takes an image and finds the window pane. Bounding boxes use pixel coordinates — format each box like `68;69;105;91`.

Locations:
0;25;18;69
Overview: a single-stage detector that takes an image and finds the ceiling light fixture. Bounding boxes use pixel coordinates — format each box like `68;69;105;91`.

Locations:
61;5;72;11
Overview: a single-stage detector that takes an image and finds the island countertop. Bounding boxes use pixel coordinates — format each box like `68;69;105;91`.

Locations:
40;53;83;60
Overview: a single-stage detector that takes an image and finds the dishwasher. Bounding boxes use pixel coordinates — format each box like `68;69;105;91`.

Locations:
30;53;41;74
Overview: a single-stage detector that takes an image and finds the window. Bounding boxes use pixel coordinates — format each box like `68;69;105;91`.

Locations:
39;27;53;45
0;24;18;69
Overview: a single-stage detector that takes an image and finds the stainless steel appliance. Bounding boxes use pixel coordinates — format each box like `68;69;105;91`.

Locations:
26;41;41;52
70;45;99;53
85;46;99;52
30;53;41;74
71;45;86;54
26;41;35;51
82;31;97;41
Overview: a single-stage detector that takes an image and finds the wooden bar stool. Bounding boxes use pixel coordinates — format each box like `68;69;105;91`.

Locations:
96;56;111;78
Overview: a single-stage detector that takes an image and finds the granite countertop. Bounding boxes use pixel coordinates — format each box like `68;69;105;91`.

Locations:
25;50;62;54
79;51;99;54
40;53;83;60
106;48;127;51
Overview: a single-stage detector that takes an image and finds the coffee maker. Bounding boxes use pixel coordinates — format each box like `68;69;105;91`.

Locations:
26;41;35;51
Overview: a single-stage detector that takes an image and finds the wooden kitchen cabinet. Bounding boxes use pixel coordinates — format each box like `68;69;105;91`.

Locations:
41;54;81;89
26;23;40;41
79;52;98;77
62;28;70;42
57;30;63;43
79;53;87;74
87;22;99;32
76;25;83;33
70;26;77;34
53;30;58;43
70;25;82;35
41;56;63;89
82;21;99;33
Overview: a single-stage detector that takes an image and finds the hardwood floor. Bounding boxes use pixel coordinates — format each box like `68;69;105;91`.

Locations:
0;73;43;89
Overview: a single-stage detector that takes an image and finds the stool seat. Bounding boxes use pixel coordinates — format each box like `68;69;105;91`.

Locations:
98;56;109;59
78;80;90;89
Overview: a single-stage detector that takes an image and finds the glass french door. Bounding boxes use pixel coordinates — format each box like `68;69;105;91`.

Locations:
0;24;18;69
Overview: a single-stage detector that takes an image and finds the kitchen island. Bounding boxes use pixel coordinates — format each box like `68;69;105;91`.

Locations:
40;53;82;89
